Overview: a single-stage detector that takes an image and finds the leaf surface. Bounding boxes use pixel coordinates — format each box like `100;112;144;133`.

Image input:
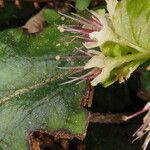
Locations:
0;25;88;150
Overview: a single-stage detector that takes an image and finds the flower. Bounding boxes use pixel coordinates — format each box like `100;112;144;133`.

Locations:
58;10;103;48
125;103;150;150
58;0;150;87
59;50;103;85
57;11;118;86
58;1;150;150
83;50;118;86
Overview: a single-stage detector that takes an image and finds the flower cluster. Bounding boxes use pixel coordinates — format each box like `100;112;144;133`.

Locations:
58;0;150;149
58;0;150;87
125;103;150;150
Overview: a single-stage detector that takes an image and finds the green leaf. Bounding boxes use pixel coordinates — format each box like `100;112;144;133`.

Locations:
0;26;88;149
75;0;91;11
110;0;150;52
42;9;61;24
94;0;150;52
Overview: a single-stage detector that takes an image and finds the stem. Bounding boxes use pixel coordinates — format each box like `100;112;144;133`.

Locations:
117;52;150;65
89;113;127;124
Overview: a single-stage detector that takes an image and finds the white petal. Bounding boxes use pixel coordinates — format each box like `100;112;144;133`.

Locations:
84;9;119;49
84;53;105;69
89;25;118;46
83;41;100;49
106;0;118;17
91;58;120;86
87;50;102;55
90;9;105;23
91;64;112;86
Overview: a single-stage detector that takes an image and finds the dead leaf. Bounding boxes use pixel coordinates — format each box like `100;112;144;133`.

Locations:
22;11;45;34
146;65;150;71
28;130;86;150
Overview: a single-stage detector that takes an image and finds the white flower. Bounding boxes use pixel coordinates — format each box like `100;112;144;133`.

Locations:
125;102;150;150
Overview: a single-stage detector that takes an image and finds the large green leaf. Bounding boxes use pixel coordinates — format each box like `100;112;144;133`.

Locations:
111;0;150;51
0;25;88;149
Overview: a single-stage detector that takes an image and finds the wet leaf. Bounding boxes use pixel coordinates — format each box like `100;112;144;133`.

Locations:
42;8;61;24
0;25;88;149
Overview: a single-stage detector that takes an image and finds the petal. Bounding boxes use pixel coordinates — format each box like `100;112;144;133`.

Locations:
84;9;119;49
106;0;118;17
90;58;117;86
84;53;105;69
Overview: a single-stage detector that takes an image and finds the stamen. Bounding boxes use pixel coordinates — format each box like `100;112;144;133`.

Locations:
91;16;103;29
58;26;65;32
125;103;150;121
60;70;94;85
75;48;93;57
58;10;103;48
76;80;85;85
70;36;97;42
63;27;93;35
62;25;95;34
143;132;150;150
71;13;94;25
125;109;148;120
57;66;84;69
129;103;150;150
60;78;81;85
58;12;92;27
60;68;101;85
71;13;101;30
